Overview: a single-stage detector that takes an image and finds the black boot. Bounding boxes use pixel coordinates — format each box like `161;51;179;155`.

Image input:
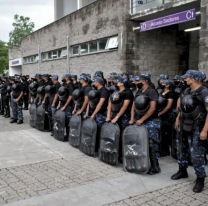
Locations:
17;120;23;124
147;140;161;175
10;119;17;123
193;177;205;193
171;166;188;180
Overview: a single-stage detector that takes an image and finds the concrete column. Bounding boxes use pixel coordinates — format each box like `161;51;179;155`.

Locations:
54;0;63;21
77;0;82;9
198;0;208;76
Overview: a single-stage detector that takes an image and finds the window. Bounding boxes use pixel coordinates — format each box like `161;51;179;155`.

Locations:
105;36;118;49
35;56;39;62
71;36;118;56
73;46;79;55
80;43;88;54
42;53;48;60
98;39;108;51
23;55;38;64
60;48;67;57
89;41;97;53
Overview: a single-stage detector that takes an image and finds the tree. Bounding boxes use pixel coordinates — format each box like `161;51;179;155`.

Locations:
0;41;9;74
8;14;35;46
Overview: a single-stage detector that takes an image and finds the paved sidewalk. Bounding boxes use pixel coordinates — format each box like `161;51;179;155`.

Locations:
0;111;207;206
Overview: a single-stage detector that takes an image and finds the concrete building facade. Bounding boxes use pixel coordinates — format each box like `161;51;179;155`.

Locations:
9;0;208;84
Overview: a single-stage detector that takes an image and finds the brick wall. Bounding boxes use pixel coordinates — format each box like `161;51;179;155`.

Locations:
199;0;208;77
21;0;131;78
128;25;189;84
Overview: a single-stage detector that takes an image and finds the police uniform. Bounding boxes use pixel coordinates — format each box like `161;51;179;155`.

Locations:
10;77;24;124
89;77;109;151
133;74;161;175
159;80;175;156
1;77;10;117
172;70;208;193
59;74;75;137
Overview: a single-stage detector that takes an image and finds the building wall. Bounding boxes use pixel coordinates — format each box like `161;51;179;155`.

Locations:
199;0;208;77
21;0;131;78
8;46;21;61
129;25;189;84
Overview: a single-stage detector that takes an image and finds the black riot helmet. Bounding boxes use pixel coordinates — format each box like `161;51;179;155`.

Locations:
135;95;150;111
88;90;100;109
72;89;84;106
58;86;69;101
157;96;168;112
110;91;123;104
11;83;20;92
29;83;38;95
45;85;54;95
37;86;45;99
181;94;198;113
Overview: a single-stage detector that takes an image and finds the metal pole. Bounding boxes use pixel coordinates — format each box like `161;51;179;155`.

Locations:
67;36;70;73
38;45;41;73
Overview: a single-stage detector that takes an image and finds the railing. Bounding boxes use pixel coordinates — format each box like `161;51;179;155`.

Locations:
130;0;173;15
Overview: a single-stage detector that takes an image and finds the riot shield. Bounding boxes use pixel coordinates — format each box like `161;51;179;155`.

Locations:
99;122;120;166
69;114;82;148
53;109;66;142
122;124;149;173
29;103;37;128
35;105;45;131
80;118;97;157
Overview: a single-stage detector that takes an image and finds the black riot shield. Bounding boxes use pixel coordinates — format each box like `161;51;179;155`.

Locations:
99;122;120;166
53;109;66;142
69;114;82;148
122;124;149;173
80;118;97;157
29;103;37;128
35;105;45;131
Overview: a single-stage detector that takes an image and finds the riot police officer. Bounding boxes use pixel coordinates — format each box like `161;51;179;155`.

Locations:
84;77;109;152
10;76;24;124
129;74;161;175
73;75;91;117
158;79;175;156
71;75;80;90
157;74;169;94
21;75;29;110
1;76;10;118
57;74;74;138
172;70;208;193
106;77;133;162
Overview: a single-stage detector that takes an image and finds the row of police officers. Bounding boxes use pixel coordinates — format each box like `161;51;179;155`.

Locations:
0;70;208;193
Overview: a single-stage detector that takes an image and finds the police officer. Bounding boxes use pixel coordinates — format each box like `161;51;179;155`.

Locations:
10;76;24;124
57;74;74;138
73;75;91;117
172;70;208;193
21;75;29;110
84;77;109;152
1;76;10;118
106;77;133;162
0;78;5;115
158;79;175;156
157;74;169;94
122;72;133;90
129;74;161;175
71;75;80;90
29;74;44;105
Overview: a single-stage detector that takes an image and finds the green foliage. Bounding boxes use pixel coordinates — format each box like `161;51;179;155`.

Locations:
8;14;35;46
0;40;8;74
